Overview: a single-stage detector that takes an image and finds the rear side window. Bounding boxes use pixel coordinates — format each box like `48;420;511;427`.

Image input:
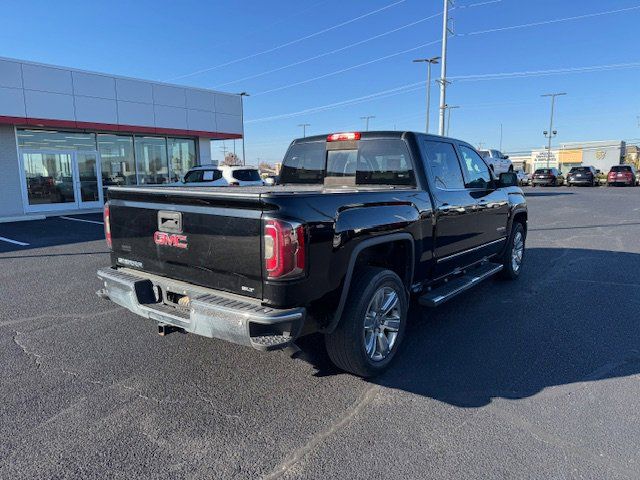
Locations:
184;169;223;182
280;142;326;184
458;145;491;189
232;169;261;181
422;140;465;190
280;138;415;186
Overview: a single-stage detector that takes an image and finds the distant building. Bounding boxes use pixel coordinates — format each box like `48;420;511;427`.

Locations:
514;140;626;173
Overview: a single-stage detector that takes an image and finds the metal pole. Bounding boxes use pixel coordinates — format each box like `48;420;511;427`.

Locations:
438;0;451;136
298;123;310;137
499;123;503;151
238;92;249;166
541;93;566;169
445;105;459;136
547;97;555;169
426;62;433;134
360;115;375;131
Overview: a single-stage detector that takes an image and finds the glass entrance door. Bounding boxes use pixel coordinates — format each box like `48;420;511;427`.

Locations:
74;152;102;208
20;150;103;212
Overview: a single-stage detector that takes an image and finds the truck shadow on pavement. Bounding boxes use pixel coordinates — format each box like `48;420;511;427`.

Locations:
298;247;640;407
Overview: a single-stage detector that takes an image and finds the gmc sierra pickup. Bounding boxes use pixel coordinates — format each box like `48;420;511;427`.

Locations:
97;131;527;377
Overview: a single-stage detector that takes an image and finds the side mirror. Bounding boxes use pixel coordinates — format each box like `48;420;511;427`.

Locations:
498;172;518;188
502;155;509;159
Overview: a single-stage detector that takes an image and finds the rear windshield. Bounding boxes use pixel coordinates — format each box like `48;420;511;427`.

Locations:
570;167;590;173
611;165;631;172
535;169;552;174
232;169;261;181
280;139;415;186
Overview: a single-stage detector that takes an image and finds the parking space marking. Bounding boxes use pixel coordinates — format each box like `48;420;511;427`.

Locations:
0;235;30;246
59;216;104;225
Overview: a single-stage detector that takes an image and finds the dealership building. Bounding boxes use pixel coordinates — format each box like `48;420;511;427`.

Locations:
0;56;243;221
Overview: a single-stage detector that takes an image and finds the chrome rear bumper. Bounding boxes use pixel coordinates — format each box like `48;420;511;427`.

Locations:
96;267;305;350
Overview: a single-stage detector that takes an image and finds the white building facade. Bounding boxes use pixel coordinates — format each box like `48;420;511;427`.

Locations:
0;56;243;220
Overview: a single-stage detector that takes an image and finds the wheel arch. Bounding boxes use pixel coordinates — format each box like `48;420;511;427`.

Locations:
321;233;415;334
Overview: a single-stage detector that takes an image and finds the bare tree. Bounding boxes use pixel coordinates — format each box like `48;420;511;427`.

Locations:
221;152;242;166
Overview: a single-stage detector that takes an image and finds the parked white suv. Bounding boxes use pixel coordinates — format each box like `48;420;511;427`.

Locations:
179;165;264;186
478;149;513;174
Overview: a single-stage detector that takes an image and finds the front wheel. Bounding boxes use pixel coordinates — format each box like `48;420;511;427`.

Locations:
500;223;525;280
325;267;408;377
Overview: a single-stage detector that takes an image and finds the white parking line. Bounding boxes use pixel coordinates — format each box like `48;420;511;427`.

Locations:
59;216;104;225
0;235;30;246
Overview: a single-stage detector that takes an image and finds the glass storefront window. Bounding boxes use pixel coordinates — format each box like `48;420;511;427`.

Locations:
98;134;136;188
22;152;75;205
168;138;196;182
17;129;96;150
135;136;169;185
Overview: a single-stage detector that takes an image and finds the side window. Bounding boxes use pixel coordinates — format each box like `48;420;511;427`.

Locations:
183;170;203;183
421;140;465;190
458;145;491;189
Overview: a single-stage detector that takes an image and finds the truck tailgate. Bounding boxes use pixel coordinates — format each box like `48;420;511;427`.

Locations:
107;187;264;299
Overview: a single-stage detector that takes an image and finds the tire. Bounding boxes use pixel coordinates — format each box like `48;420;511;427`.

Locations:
325;267;408;378
499;222;525;280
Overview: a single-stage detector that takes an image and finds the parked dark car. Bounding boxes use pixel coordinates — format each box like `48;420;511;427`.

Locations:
97;131;527;377
607;165;638;186
531;168;564;187
566;166;598;187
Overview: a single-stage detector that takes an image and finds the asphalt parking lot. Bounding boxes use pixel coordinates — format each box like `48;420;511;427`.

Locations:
1;186;639;479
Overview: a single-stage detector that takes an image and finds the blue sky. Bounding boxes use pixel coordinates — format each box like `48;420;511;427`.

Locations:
1;0;639;163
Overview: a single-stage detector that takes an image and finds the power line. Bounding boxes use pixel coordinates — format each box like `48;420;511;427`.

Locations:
461;4;640;36
253;39;440;96
449;62;640;81
246;60;640;123
214;11;444;89
167;0;406;81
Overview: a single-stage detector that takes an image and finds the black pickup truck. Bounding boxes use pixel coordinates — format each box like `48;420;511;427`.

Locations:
97;131;527;377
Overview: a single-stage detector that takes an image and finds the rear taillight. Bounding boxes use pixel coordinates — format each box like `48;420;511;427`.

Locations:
264;219;305;279
103;202;112;249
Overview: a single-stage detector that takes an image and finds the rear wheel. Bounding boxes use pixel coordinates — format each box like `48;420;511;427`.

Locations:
500;222;525;280
325;267;408;378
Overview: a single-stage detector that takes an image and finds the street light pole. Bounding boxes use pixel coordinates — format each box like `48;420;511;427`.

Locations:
297;123;311;137
238;92;249;166
541;92;566;169
413;56;440;134
360;115;375;131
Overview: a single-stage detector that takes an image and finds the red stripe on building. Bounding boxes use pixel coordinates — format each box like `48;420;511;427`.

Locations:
0;115;242;139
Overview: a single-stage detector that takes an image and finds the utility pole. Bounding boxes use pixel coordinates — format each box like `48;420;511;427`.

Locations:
360;115;375;131
541;92;566;168
413;56;440;134
499;123;503;151
438;0;454;136
297;123;310;137
238;92;249;165
444;105;459;136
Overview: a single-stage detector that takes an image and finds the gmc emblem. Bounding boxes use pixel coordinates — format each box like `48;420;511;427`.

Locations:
154;231;188;249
